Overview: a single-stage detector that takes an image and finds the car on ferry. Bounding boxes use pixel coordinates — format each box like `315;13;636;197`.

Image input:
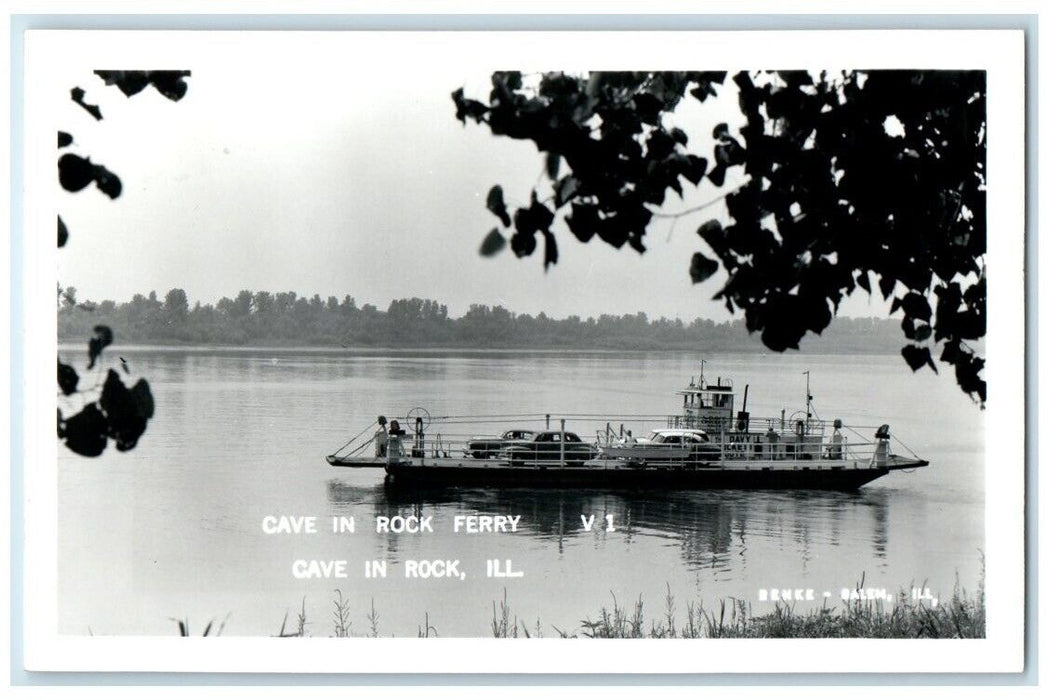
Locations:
637;428;711;446
504;431;599;466
466;429;537;459
603;428;717;463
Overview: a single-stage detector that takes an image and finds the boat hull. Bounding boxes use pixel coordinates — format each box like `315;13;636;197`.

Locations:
380;464;889;490
323;454;928;490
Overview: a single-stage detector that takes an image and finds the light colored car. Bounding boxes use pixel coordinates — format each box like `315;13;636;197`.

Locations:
604;428;715;462
637;428;710;446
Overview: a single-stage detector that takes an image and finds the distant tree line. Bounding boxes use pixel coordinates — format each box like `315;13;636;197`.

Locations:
57;287;908;353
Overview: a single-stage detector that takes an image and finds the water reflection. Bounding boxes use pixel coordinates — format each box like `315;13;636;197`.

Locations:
326;479;891;574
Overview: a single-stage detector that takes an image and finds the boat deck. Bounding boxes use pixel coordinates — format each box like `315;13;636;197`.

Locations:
326;453;926;490
326;454;926;472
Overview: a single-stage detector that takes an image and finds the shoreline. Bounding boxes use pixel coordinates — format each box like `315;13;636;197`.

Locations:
56;340;906;357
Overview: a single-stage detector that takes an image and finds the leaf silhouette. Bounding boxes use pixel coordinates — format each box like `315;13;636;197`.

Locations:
58;154;122;199
689;252;719;284
88;325;114;369
100;370;153;451
93;164;122;199
485;186;511;227
542;230;559;270
58;361;79;395
144;70;191;101
58;154;96;192
479;228;506;257
70;87;102;120
61;403;108;456
94;70;192;102
901;344;934;372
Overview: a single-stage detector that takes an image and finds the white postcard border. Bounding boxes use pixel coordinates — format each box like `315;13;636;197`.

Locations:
19;28;1026;673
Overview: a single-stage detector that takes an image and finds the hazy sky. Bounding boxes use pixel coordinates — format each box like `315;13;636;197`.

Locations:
55;36;891;322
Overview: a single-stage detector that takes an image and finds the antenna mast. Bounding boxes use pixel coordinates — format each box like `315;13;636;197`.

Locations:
803;370;812;423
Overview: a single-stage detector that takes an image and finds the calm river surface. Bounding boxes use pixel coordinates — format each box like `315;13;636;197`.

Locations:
57;348;984;637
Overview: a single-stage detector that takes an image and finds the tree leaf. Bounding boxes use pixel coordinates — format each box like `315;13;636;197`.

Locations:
509;230;536;258
61;403;108;456
94;70;191;102
913;324;932;342
58;154;95;192
878;275;896;301
901;344;933;372
93;164;122;199
901;292;932;322
681;155;708;185
70;87;102;120
542;230;559;270
96;70;149;96
58;154;122;198
689;252;719;284
88;325;114;369
485;185;511;227
696;220;727;258
714;137;745;167
545;152;561;181
130;378;155;420
144;71;191;102
58;216;68;247
58;131;73;148
452;88;489;124
760;318;805;352
58;361;79;395
479;228;506;257
566;203;598;242
554;176;581;208
856;270;871;294
953;353;985;403
100;370;152;451
707;163;727;187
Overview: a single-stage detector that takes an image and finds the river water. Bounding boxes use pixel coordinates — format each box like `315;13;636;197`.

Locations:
57;348;984;637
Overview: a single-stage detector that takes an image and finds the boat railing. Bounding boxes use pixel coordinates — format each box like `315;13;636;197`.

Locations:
668;414;830;435
327;413;914;470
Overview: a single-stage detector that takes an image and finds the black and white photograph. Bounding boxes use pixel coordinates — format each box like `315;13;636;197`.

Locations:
19;26;1025;675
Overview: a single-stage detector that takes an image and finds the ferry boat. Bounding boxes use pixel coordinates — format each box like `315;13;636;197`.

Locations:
325;369;928;490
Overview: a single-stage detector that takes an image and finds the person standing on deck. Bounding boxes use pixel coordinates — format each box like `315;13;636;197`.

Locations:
766;425;780;460
830;419;844;459
387;420;406;459
374;415;389;458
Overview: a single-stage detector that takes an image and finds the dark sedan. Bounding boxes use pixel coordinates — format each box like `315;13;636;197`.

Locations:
466;429;536;459
503;431;598;467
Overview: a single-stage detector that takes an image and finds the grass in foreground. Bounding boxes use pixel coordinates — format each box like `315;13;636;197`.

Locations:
250;575;983;639
164;572;983;639
558;578;985;638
